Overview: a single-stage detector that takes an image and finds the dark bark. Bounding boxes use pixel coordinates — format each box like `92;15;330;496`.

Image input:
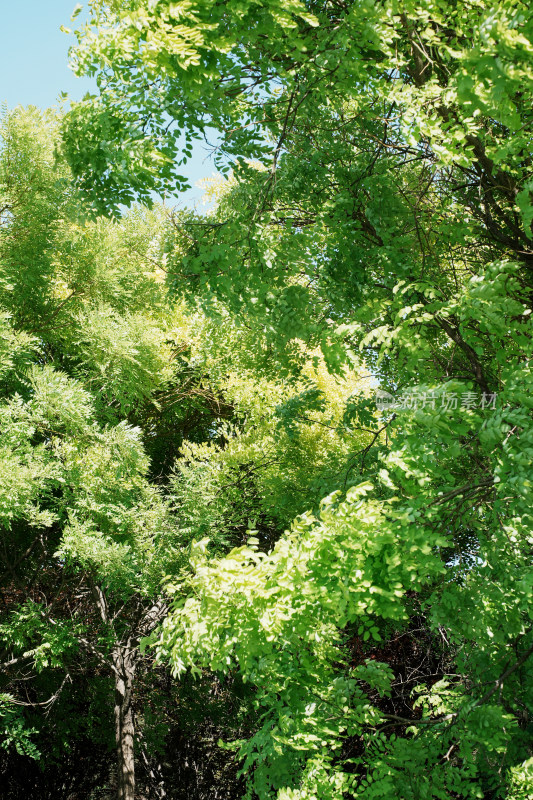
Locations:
113;646;137;800
90;582;169;800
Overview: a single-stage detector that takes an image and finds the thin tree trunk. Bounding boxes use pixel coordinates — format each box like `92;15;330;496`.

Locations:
89;584;168;800
113;647;136;800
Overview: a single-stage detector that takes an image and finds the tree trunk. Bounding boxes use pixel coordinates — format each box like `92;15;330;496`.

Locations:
113;647;136;800
89;586;168;800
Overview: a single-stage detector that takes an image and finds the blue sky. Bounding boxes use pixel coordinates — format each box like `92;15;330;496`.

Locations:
0;1;94;110
0;0;217;207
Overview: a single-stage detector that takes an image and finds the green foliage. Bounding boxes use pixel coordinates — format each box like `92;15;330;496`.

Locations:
1;105;373;797
4;0;533;795
59;0;531;796
0;600;83;672
0;695;40;760
508;758;533;800
169;355;369;551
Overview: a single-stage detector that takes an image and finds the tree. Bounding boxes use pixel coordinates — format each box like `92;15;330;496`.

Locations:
63;1;533;798
1;106;367;799
0;106;185;800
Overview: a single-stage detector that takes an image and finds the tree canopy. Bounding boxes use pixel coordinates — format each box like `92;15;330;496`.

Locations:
1;1;533;798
